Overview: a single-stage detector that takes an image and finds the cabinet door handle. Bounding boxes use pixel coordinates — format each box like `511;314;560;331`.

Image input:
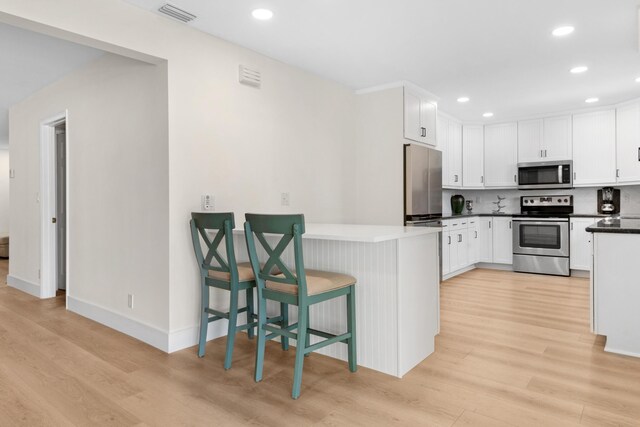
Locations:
544;149;547;157
509;221;512;229
571;222;574;231
480;175;484;183
573;172;577;180
514;174;517;183
421;127;427;137
638;147;640;162
448;236;451;245
540;149;544;158
489;221;492;229
616;169;620;178
475;230;478;238
454;174;458;183
458;234;462;243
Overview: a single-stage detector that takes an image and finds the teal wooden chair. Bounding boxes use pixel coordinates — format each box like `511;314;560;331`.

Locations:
190;212;288;369
244;213;357;399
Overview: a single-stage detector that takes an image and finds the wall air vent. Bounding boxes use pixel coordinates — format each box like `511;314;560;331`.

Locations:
158;4;196;23
239;65;261;88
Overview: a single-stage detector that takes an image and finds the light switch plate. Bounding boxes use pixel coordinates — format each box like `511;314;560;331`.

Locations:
201;194;214;211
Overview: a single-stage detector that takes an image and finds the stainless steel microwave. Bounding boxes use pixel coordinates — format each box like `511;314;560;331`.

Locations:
517;161;573;190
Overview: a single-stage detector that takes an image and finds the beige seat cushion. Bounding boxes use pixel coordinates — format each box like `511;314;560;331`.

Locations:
208;262;255;282
266;269;356;296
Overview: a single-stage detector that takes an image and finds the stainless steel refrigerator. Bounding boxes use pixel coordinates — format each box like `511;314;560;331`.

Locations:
404;144;442;224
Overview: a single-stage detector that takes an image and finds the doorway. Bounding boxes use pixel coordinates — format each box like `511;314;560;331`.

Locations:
40;112;68;300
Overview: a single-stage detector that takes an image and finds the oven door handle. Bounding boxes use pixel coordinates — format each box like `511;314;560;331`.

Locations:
512;218;569;223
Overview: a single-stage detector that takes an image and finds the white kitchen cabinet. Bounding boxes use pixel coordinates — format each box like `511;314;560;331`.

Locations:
462;125;484;188
616;102;640;184
441;114;462;188
573;110;616;186
484;123;518;188
518;116;572;163
492;216;513;264
468;218;479;264
543;115;572;161
404;87;437;146
477;217;494;263
517;119;544;163
441;229;451;276
570;217;595;271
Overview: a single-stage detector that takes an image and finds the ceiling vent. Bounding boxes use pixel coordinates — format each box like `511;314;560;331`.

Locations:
239;65;261;88
158;4;196;23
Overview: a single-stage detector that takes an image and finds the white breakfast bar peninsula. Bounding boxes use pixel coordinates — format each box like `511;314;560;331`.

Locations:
234;223;440;377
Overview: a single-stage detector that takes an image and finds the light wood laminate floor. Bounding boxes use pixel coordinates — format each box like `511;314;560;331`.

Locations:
1;263;640;426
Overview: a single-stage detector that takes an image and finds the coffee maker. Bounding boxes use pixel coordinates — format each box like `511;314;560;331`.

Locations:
597;187;620;215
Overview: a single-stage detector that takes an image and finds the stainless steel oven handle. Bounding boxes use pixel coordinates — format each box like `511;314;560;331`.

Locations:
512;218;569;224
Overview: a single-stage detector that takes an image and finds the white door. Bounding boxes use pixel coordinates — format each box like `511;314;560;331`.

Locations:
484;123;518;188
442;229;451;275
439;115;451;187
468;219;479;264
463;125;484;188
616;102;640;184
477;217;494;263
492;217;513;264
573;110;616;186
448;121;463;188
543;115;572;161
518;119;543;163
404;88;423;143
570;218;595;271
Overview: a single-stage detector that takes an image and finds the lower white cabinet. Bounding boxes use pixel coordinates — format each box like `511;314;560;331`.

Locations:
442;216;512;278
492;217;513;264
570;217;596;271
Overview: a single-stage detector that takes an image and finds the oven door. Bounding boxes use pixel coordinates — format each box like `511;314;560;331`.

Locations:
512;219;569;257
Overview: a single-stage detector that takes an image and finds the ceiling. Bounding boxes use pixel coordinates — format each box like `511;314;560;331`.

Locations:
0;23;103;145
125;0;640;122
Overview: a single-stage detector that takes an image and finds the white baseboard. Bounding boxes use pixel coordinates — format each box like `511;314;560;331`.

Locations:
67;295;246;354
68;295;170;352
570;269;590;278
7;275;40;297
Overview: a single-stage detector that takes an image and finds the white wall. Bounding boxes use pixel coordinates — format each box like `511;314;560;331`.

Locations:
0;1;357;346
443;186;640;216
0;145;8;233
9;53;170;330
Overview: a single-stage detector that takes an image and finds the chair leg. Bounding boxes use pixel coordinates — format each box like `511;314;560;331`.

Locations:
304;306;310;357
254;296;267;382
346;286;357;373
197;280;209;358
292;305;308;399
280;303;289;351
224;286;239;370
246;287;255;339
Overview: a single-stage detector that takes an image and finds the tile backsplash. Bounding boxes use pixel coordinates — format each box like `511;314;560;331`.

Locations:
442;186;640;216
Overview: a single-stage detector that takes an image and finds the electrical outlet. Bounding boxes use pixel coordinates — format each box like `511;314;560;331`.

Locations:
281;192;290;206
128;294;134;309
201;194;214;211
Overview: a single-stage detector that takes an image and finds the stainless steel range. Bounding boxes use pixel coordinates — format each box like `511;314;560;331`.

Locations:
512;195;573;276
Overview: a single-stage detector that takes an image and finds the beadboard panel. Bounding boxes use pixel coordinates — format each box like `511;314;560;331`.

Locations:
233;234;400;376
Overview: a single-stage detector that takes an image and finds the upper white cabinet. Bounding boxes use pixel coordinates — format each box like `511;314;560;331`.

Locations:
462;125;484;188
573;110;616;186
518;116;572;163
484;123;518;188
404;87;437;146
441;114;462;188
616;102;640;184
543;115;572;161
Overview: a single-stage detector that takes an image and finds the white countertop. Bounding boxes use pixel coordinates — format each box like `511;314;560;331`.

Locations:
235;223;440;243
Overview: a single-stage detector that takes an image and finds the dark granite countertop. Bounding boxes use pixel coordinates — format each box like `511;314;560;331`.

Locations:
586;217;640;234
569;213;612;218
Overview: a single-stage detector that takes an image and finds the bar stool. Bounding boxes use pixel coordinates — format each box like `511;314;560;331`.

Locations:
244;213;357;399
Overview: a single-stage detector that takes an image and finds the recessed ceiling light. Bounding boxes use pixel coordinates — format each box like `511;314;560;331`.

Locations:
585;97;599;104
570;66;588;74
252;8;273;20
635;76;640;83
483;112;494;118
457;97;470;103
552;26;575;37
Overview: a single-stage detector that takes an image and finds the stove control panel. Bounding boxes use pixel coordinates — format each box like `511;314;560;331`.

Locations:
521;195;573;206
